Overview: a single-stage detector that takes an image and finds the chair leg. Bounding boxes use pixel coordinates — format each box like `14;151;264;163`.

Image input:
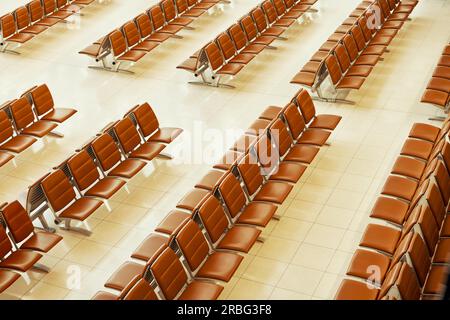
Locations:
189;72;235;88
312;93;355;105
215;83;235;89
37;215;56;233
332;98;355;105
88;56;114;71
61;219;92;236
103;200;112;212
89;55;113;71
28;205;56;233
428;116;446;122
111;61;135;74
111;60;120;72
2;49;21;55
307;8;319;13
21;272;32;285
188;80;213;86
0;43;20;55
313;85;356;105
188;71;212;86
212;74;235;89
311;87;332;102
88;65;113;72
157;152;174;160
32;263;51;273
257;236;266;243
48;131;64;138
117;68;135;75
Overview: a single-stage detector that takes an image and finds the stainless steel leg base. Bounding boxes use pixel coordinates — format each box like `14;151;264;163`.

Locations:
88;65;113;71
215;83;236;89
157;152;174;160
189;74;235;89
207;80;236;89
428;116;446;122
188;81;212;86
89;63;135;74
103;200;112;212
60;225;92;236
334;98;355;105
115;68;135;75
35;226;57;233
0;48;20;55
311;96;324;102
61;220;92;236
36;214;56;233
32;263;51;273
30;206;55;233
48;131;64;138
312;96;355;105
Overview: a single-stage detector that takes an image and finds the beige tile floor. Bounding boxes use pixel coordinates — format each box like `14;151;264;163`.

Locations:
0;0;449;300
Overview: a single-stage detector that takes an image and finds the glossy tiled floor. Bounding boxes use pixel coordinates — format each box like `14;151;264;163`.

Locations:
0;0;449;300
